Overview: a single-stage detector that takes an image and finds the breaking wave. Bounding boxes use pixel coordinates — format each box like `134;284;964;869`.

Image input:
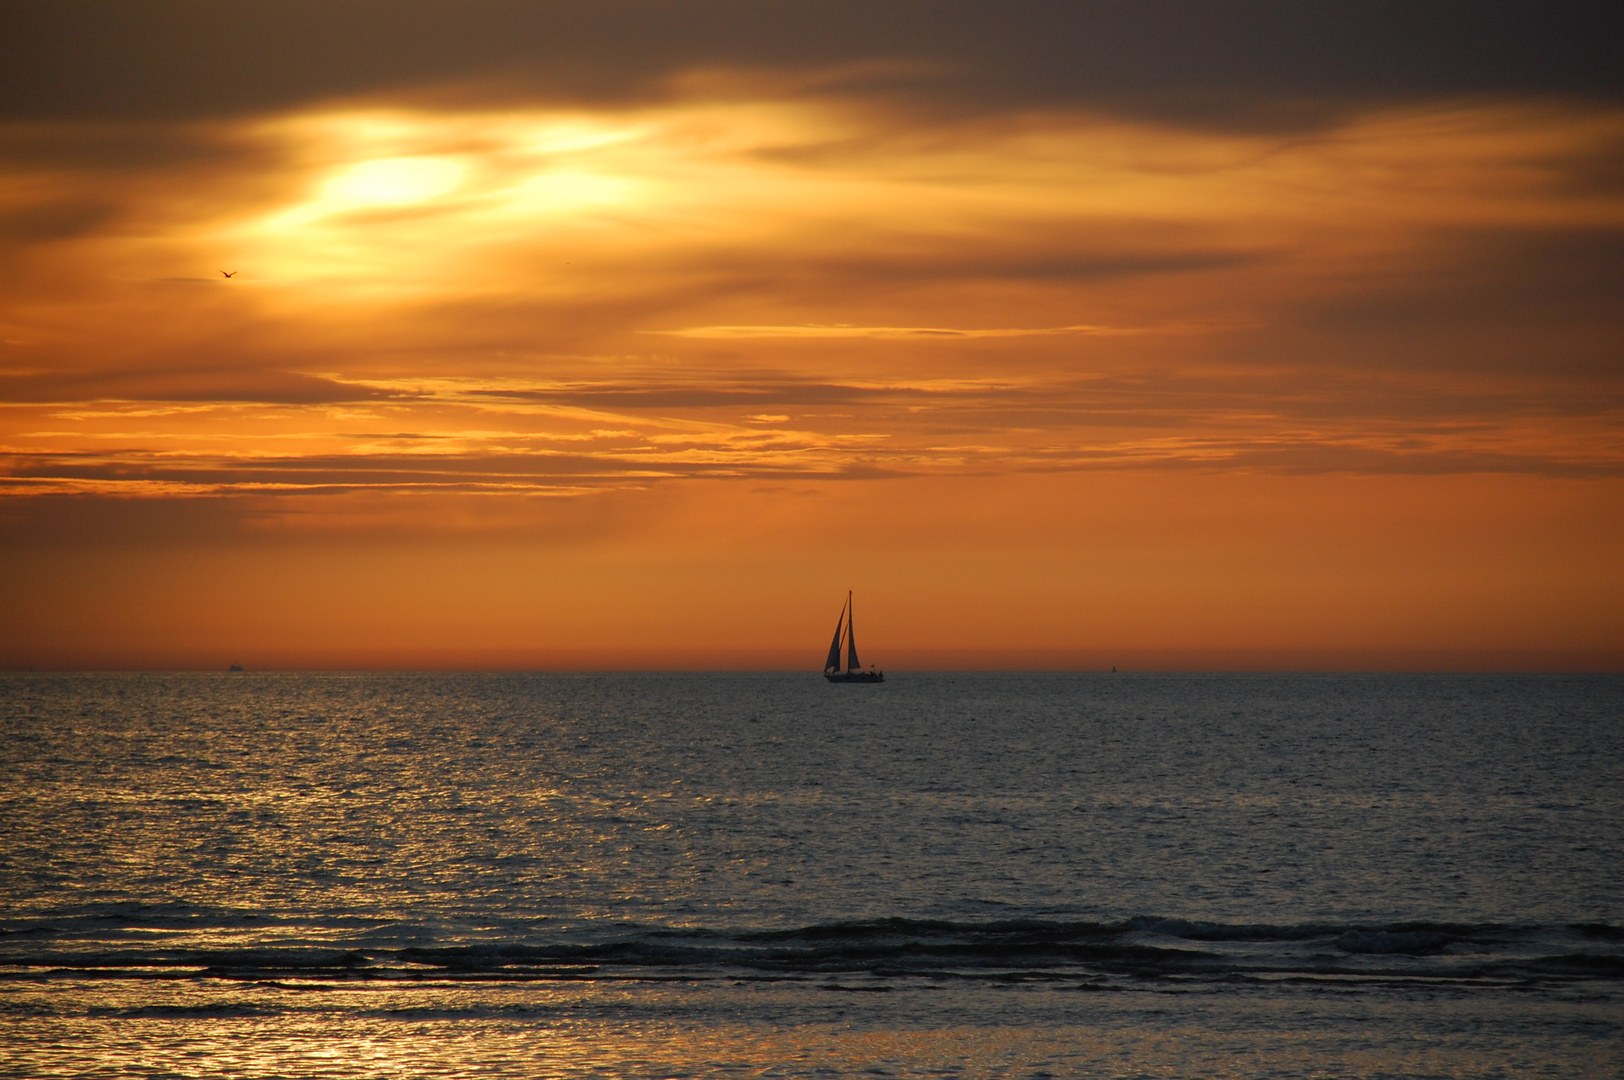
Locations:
4;915;1620;987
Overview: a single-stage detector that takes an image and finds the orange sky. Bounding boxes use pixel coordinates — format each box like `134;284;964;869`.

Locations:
2;6;1621;669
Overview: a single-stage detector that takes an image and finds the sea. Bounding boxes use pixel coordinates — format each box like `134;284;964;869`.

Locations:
1;672;1621;1078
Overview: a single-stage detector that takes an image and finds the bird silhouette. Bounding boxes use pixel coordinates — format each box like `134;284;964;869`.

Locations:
221;270;237;278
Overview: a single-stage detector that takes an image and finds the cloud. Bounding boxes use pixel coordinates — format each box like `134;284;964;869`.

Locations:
0;369;393;406
3;360;1618;511
2;2;1621;128
1287;224;1624;377
0;93;1620;522
646;324;1164;341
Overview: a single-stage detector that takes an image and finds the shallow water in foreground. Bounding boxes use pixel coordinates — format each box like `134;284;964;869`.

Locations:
2;672;1620;1077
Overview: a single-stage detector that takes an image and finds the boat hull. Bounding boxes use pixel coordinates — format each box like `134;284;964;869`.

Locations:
825;671;884;683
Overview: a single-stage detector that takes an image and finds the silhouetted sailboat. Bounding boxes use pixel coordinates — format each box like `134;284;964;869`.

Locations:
824;591;883;683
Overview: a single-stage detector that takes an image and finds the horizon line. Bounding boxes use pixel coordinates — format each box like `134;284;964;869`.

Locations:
4;666;1620;676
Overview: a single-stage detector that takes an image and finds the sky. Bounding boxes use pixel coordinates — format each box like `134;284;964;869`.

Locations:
1;1;1621;670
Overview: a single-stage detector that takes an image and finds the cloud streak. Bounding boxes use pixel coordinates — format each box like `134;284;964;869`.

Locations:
645;323;1190;340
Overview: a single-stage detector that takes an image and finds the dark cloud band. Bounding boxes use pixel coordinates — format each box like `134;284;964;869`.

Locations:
4;1;1621;127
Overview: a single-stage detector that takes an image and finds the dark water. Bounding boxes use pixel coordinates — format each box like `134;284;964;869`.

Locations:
2;672;1621;1077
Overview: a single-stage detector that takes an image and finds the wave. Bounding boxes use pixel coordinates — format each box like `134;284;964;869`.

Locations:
3;916;1619;987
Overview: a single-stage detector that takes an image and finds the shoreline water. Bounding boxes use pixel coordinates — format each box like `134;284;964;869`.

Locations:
3;672;1620;1076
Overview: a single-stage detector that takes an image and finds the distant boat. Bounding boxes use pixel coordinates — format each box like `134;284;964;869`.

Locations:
824;591;883;683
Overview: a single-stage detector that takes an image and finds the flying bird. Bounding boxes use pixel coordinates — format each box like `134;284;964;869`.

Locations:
220;270;237;278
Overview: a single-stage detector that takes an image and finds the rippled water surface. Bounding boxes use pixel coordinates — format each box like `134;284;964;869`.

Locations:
2;672;1621;1077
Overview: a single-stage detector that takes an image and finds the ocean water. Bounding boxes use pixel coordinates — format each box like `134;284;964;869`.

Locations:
1;671;1621;1078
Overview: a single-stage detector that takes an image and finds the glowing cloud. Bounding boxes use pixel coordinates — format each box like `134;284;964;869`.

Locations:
324;156;465;207
646;324;1196;339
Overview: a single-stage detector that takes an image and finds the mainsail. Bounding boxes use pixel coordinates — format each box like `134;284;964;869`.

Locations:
824;603;845;673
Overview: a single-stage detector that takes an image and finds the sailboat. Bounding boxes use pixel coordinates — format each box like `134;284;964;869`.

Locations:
823;591;884;683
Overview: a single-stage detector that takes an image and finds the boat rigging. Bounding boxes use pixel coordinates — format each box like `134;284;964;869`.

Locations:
824;590;883;683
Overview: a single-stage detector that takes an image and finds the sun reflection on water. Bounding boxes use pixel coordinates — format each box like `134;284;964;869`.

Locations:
5;980;1615;1079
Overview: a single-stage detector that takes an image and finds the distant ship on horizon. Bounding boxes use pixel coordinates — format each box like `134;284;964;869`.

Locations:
824;590;883;683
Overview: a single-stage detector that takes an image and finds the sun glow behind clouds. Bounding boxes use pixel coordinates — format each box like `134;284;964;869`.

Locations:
319;156;466;209
237;110;655;289
0;95;1620;502
205;99;1624;310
